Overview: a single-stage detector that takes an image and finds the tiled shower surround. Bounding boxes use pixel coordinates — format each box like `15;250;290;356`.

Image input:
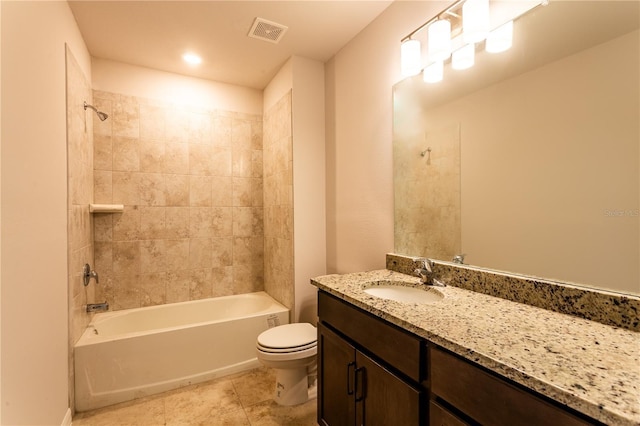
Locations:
92;90;264;310
66;47;95;413
263;92;294;313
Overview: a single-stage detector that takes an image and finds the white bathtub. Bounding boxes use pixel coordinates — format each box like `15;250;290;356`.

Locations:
74;291;289;412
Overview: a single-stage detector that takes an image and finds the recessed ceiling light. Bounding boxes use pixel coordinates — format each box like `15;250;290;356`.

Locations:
182;53;202;65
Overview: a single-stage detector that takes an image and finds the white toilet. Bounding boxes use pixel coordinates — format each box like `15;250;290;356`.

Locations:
256;323;318;406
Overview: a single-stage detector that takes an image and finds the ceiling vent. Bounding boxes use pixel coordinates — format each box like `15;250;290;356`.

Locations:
248;17;288;44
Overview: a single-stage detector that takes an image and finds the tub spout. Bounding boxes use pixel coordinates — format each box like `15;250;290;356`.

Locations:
87;302;109;313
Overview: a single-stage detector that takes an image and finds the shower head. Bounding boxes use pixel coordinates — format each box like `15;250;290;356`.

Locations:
84;101;109;121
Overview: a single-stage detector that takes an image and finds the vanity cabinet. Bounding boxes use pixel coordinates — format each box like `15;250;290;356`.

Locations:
317;291;425;426
429;347;596;426
317;289;601;426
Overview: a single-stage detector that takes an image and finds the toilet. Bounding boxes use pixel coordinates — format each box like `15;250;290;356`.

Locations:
256;323;318;406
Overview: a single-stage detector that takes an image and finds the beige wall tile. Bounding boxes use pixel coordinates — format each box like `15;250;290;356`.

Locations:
112;207;141;241
211;266;234;297
165;174;189;207
190;268;213;299
165;239;190;272
94;215;113;242
190;207;214;238
113;241;140;275
212;237;233;268
139;173;166;206
190;175;212;207
93;90;265;309
140;272;167;307
166;270;190;303
211;146;232;177
212;115;232;147
212;176;233;206
164;142;189;174
212;207;233;237
113;96;139;139
139;104;166;141
165;207;190;238
94;170;113;204
189;238;212;269
94;134;113;170
140;139;165;173
113;172;140;205
112;136;140;171
189;144;213;175
139;206;166;240
232;177;252;207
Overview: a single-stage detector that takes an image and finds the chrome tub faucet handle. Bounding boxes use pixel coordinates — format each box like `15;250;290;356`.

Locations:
83;264;99;286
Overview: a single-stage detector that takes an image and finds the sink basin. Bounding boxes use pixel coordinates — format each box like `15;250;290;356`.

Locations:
363;281;444;304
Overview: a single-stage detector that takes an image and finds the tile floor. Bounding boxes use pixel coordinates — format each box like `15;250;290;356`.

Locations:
72;367;317;426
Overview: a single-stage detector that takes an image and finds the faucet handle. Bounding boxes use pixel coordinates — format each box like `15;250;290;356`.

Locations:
83;264;99;286
452;254;466;264
415;257;433;271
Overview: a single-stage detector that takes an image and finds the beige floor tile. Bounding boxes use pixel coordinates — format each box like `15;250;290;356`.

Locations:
73;396;165;426
164;379;243;425
244;399;317;426
71;367;317;425
231;366;276;407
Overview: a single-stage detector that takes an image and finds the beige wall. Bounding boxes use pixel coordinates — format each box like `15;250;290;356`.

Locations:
291;57;326;324
93;58;262;115
263;57;326;323
325;1;441;274
1;1;90;423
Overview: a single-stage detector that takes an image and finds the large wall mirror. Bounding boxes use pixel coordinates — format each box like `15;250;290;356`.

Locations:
393;1;639;295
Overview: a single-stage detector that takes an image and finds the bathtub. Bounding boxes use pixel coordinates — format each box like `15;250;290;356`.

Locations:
74;291;289;412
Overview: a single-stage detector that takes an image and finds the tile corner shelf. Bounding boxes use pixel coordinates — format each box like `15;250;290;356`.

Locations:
89;204;124;214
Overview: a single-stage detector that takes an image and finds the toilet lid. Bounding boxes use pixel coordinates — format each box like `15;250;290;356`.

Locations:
257;323;317;349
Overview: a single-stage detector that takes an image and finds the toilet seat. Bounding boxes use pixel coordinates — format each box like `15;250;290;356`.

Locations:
257;341;316;353
257;323;317;351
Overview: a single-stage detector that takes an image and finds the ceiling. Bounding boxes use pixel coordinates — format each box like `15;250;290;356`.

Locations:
68;0;394;89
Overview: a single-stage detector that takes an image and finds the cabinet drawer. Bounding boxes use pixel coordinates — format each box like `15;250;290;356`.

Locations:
430;347;593;426
318;291;424;382
429;401;469;426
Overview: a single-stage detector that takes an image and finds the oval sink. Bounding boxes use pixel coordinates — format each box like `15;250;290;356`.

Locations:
363;282;444;304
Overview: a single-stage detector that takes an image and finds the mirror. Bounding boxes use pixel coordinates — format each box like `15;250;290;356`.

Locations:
393;1;639;295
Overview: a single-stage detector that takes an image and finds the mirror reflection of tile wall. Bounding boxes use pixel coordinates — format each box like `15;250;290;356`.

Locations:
92;91;264;311
393;105;461;261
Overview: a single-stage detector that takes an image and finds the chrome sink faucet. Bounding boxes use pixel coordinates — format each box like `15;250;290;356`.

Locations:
414;258;446;287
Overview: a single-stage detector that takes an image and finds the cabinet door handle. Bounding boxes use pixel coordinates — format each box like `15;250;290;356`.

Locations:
347;361;356;395
355;367;366;402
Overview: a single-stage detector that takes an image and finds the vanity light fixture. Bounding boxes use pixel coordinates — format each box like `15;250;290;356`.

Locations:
452;44;475;70
428;19;452;62
401;39;422;77
462;0;490;44
486;20;514;53
399;0;546;83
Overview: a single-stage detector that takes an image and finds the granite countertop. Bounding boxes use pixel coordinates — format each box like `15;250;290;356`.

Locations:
312;269;640;426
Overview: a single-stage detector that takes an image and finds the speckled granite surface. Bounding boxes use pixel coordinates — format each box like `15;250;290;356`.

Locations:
387;253;640;332
311;269;640;426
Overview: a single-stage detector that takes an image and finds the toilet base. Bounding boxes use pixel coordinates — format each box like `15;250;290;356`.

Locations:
273;367;317;406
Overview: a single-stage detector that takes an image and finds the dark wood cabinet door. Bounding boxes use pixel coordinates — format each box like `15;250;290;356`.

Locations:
355;351;422;426
318;323;356;426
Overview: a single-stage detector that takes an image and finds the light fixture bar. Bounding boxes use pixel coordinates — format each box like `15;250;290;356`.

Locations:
401;0;466;42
